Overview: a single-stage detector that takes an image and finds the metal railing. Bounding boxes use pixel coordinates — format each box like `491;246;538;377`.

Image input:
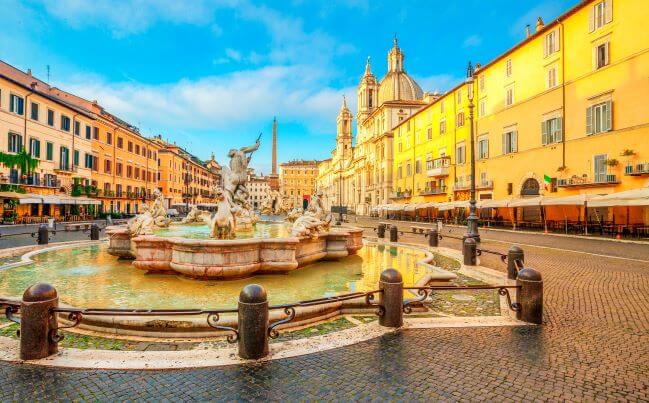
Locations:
403;285;521;314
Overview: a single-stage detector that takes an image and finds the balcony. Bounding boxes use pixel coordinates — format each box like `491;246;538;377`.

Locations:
426;157;451;177
453;180;494;191
624;163;649;176
390;191;411;200
419;186;447;196
557;174;619;188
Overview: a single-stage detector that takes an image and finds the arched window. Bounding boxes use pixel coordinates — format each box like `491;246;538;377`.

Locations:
521;178;540;196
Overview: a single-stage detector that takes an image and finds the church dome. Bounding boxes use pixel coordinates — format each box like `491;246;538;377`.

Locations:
377;37;424;104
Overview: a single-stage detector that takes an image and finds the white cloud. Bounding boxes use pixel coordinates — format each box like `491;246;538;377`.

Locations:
61;65;355;135
463;35;482;48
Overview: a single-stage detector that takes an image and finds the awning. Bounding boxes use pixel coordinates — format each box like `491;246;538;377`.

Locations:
58;196;78;205
404;204;417;212
197;203;217;208
451;200;470;209
588;187;649;207
540;194;602;206
0;191;42;204
436;202;454;211
508;197;545;208
478;198;513;208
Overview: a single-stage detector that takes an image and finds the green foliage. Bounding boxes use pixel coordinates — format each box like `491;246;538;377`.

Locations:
0;184;26;193
0;148;39;176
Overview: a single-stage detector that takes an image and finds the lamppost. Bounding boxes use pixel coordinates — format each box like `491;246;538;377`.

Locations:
464;61;480;242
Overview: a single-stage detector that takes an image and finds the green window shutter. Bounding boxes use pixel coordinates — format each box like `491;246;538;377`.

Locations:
604;100;612;131
586;106;593;134
6;133;10;152
17;135;23;152
541;121;548;145
74;150;79;166
35;140;41;158
556;117;563;142
502;133;507;155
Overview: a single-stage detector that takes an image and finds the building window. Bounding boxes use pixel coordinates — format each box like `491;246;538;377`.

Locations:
440;100;445;113
479;99;486;117
116;163;123;176
29;137;40;158
397;165;402;179
456;90;462;104
74;121;80;136
456;143;466;165
547;67;557;89
127;166;133;178
46;142;53;161
505;87;514;106
505;59;512;77
415;160;421;174
60;146;70;171
85;125;91;140
117;137;123;148
406;162;411;177
594;42;609;69
398;143;402;152
9;94;24;115
7;132;22;153
73;150;79;167
544;30;559;57
502;130;518;154
586;100;612;135
128;141;133;152
439;120;446;134
106;132;112;145
60;115;71;132
104;160;112;174
30;102;39;121
456;112;465;127
47;109;54;126
590;0;612;32
477;136;488;160
542;117;563;145
479;75;485;91
93;127;99;140
593;154;608;182
85;153;93;169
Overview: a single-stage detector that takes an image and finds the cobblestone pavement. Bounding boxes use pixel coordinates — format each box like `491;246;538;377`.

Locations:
1;217;648;401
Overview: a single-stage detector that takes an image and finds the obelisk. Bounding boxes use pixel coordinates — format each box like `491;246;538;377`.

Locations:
269;117;279;190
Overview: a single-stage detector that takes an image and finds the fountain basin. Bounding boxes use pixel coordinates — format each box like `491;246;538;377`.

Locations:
109;225;364;280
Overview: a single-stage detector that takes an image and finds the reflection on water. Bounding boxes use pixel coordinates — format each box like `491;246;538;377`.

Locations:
0;243;429;309
153;222;291;239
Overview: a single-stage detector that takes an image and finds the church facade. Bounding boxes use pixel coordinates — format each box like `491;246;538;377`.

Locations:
317;38;434;214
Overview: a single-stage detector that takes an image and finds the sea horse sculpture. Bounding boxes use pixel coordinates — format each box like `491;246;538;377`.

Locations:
126;205;154;236
182;205;206;224
290;189;332;238
203;187;236;239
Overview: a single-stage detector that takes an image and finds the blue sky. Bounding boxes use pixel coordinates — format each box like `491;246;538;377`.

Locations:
1;0;575;173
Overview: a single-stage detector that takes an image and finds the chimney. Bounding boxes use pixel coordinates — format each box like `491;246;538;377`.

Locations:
536;17;545;32
525;24;531;38
27;68;32;76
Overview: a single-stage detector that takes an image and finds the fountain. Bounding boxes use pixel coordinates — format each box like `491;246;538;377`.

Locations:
106;138;363;280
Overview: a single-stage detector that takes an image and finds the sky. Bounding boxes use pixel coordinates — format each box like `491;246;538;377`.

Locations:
1;0;576;174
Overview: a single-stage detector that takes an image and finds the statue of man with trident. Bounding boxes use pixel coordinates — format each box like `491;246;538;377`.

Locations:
225;134;261;209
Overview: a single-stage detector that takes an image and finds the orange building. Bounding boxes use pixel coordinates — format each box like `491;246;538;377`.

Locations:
151;136;221;208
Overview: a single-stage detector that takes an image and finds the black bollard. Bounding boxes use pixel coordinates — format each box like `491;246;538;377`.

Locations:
507;245;525;280
516;268;543;324
428;229;439;247
379;268;403;328
238;284;269;359
389;225;398;242
90;223;100;240
37;224;48;245
377;223;385;239
463;237;477;266
20;283;59;360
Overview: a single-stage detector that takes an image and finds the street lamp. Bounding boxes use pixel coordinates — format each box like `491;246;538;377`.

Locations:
464;61;480;242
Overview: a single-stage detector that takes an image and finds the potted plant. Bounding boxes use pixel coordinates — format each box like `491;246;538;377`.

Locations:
621;149;636;157
605;158;619;167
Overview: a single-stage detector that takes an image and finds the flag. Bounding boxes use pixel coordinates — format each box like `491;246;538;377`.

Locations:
543;175;552;190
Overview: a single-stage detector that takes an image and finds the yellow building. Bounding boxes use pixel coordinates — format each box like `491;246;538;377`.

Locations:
280;160;319;209
393;0;649;222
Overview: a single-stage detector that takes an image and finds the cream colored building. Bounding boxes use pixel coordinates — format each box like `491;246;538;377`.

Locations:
248;171;270;210
318;38;434;214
